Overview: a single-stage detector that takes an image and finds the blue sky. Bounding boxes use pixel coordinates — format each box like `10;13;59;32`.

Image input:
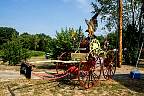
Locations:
0;0;105;37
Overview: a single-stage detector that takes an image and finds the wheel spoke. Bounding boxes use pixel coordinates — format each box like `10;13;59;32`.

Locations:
78;56;102;89
83;73;89;88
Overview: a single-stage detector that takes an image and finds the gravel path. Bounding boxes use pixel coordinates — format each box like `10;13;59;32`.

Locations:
0;65;143;80
0;70;24;79
0;64;144;96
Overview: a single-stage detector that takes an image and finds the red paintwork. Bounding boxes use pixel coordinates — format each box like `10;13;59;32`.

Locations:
67;66;78;74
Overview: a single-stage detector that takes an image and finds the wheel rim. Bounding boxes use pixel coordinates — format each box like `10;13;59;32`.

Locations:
56;52;71;74
78;57;102;89
103;62;116;79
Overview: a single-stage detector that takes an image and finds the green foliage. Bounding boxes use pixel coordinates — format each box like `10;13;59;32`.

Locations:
123;24;139;64
0;27;53;65
19;33;52;52
97;35;104;47
36;33;52;52
91;0;118;31
51;28;73;59
91;0;142;30
51;27;84;59
0;50;4;57
96;33;116;50
19;32;32;49
0;27;19;46
2;36;31;65
107;32;117;49
91;0;144;65
29;50;45;57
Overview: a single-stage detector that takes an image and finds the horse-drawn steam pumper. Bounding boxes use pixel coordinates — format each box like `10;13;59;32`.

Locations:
20;12;117;89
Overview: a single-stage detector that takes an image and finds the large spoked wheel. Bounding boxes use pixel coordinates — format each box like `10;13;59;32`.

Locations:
103;56;116;80
56;52;71;74
78;56;102;89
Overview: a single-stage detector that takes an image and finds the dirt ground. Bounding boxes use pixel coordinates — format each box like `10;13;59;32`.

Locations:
0;57;144;96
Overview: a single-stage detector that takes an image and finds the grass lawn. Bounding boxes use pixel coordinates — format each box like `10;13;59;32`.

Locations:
0;78;144;96
0;56;144;96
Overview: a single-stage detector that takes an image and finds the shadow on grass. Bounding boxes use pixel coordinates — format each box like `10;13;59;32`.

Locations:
56;79;79;90
44;74;80;90
137;63;144;69
113;73;144;93
12;80;58;91
12;78;79;91
123;61;144;69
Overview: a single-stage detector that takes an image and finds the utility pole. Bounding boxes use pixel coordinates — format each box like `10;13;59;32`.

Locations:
118;0;123;67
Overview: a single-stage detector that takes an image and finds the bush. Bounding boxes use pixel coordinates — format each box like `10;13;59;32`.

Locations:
0;50;4;57
29;50;45;57
51;27;84;59
2;37;31;65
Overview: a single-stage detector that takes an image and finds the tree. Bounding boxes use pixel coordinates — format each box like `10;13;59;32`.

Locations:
0;27;19;46
32;35;40;51
91;0;143;64
91;0;141;31
51;27;84;59
123;25;138;64
107;32;117;49
19;32;32;49
36;33;52;52
97;35;104;47
2;35;30;65
122;1;144;64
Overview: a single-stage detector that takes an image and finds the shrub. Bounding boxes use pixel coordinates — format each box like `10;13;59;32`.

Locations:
2;37;31;65
29;50;45;57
